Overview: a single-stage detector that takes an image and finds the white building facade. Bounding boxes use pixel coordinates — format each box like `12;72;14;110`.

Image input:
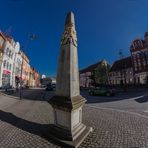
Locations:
130;36;148;84
0;33;20;88
109;57;134;85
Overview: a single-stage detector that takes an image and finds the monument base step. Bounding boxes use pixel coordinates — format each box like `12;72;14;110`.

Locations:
48;126;93;148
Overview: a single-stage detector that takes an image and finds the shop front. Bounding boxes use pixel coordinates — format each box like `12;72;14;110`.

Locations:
2;70;11;88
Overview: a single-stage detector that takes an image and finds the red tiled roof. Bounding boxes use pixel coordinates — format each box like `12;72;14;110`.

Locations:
110;57;132;72
0;31;13;42
80;60;106;73
0;32;6;40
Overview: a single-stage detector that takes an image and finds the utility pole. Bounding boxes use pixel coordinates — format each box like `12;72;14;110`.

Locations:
119;50;123;86
19;34;36;99
119;49;127;92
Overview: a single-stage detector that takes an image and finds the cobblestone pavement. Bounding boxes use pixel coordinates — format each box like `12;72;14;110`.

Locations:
1;94;148;148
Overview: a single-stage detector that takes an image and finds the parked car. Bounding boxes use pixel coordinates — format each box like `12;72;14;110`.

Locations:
45;84;53;91
89;86;115;97
52;83;56;89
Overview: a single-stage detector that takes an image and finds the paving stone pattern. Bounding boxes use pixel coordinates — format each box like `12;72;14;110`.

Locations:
0;94;148;148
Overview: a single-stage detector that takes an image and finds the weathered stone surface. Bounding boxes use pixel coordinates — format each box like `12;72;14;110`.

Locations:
48;11;91;147
56;12;79;98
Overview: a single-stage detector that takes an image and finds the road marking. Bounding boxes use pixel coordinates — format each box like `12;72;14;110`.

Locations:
127;95;144;100
87;104;148;119
117;94;148;100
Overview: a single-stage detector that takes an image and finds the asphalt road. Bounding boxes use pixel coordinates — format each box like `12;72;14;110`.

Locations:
2;88;148;116
81;89;148;116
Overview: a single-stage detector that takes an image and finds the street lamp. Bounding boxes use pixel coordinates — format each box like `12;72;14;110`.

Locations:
119;50;124;87
123;63;127;92
19;34;36;99
119;50;127;92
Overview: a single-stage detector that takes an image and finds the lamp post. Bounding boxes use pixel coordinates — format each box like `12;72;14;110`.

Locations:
119;50;127;92
119;50;124;88
19;34;36;99
123;63;127;92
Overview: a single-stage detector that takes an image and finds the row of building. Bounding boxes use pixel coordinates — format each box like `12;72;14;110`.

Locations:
80;32;148;87
0;31;40;89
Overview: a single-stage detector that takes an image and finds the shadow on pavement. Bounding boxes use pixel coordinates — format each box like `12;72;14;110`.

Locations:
0;110;69;147
135;96;148;103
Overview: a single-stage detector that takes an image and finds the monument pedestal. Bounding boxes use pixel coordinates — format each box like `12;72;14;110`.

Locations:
49;95;92;147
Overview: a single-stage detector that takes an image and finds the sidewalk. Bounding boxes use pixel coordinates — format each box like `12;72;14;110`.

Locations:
0;88;55;102
0;94;148;147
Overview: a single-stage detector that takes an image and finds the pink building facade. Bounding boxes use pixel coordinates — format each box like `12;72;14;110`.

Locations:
80;72;91;88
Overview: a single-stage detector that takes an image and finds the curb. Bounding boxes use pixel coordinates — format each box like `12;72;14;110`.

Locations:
0;92;21;100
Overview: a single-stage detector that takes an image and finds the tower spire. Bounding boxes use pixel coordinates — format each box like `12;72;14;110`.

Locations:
65;11;75;26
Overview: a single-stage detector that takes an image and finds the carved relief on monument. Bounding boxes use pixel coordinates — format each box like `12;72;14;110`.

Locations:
61;23;77;47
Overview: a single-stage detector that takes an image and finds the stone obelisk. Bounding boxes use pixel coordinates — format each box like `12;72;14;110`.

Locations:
49;12;92;147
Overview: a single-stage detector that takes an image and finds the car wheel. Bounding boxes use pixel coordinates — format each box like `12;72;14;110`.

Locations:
106;92;111;97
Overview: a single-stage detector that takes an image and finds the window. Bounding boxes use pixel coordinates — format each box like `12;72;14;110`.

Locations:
143;60;146;66
3;60;6;68
5;48;9;54
9;64;11;70
116;71;118;76
134;42;138;48
145;50;148;56
135;67;137;71
7;62;9;69
138;40;141;46
11;53;13;59
6;49;9;56
8;51;11;58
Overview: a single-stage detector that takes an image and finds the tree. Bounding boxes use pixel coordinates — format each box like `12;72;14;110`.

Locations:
95;63;110;85
89;69;97;86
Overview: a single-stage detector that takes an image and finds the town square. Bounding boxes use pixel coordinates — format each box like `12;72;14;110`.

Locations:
1;0;148;148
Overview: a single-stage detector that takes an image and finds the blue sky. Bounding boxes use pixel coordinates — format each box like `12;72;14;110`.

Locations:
1;0;148;76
